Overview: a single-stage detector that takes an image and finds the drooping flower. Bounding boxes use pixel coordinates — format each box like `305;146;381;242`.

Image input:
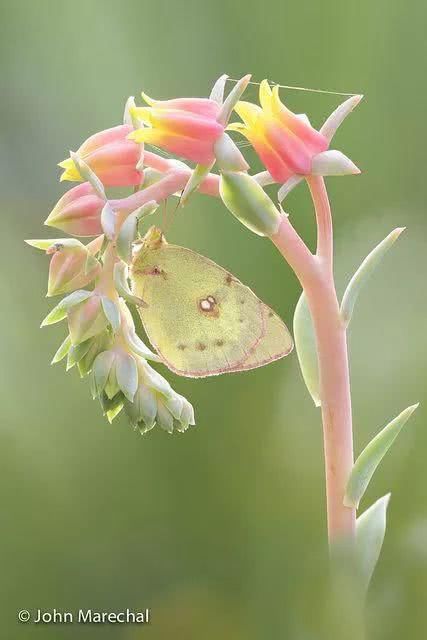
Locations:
228;80;361;187
59;125;141;187
45;182;104;236
128;93;225;165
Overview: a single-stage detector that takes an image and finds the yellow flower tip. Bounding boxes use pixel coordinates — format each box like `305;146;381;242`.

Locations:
259;79;273;110
127;128;147;143
58;158;71;170
130;106;152;124
141;91;155;106
233;100;260;127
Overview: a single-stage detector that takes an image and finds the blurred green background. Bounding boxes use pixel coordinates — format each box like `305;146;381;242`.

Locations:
1;0;426;638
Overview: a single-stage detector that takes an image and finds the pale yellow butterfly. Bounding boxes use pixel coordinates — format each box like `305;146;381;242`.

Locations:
130;226;293;378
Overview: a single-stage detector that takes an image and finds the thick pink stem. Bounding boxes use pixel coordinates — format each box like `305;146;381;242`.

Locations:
271;181;355;544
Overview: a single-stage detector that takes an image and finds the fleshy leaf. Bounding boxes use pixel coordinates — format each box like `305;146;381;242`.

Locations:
340;228;405;328
345;404;418;508
293;292;320;406
356;494;390;595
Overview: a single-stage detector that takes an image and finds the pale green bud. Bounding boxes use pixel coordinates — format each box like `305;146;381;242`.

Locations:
220;171;281;237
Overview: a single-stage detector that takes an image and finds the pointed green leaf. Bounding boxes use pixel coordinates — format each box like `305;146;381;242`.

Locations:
340;228;405;328
51;335;72;364
356;494;390;594
345;404;418;508
41;290;92;326
116;352;138;402
101;296;121;333
293;292;320;407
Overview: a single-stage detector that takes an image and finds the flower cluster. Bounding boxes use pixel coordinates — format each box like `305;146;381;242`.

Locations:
27;73;361;434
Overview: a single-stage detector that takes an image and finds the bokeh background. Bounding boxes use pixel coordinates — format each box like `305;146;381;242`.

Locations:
1;0;426;638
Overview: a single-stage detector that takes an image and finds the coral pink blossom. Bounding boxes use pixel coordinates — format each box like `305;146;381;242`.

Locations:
59;125;141;187
45;182;104;237
228;80;329;183
129;93;224;165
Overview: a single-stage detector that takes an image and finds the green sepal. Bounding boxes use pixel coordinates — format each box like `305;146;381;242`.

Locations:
101;297;121;333
77;331;112;377
116;352;138;402
70;151;106;199
100;202;116;240
41;290;92;327
340;228;405;328
293;292;320;407
113;261;146;307
217;74;251;126
356;494;390;595
66;339;92;371
84;252;100;275
51;335;72;364
209;74;228;104
92;350;116;396
99;391;124;423
345;404;418;508
180;162;214;206
116;200;158;263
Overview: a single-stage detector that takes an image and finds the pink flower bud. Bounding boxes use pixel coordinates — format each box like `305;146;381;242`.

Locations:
129;93;225;165
47;239;101;296
45;182;105;237
59;125;141;187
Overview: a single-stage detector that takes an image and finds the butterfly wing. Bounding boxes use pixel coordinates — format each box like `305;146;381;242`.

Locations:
228;304;293;372
131;237;292;377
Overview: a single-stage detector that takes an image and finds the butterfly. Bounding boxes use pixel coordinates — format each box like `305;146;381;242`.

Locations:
130;226;293;378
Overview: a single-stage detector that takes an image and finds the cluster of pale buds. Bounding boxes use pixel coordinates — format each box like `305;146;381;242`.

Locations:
26;236;194;433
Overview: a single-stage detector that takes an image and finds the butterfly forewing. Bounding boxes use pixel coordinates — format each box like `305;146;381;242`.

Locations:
131;243;265;377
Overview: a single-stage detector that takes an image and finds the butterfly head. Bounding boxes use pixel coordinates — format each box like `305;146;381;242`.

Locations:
140;225;167;250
